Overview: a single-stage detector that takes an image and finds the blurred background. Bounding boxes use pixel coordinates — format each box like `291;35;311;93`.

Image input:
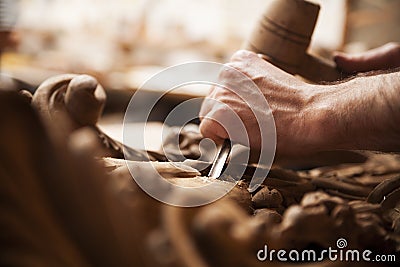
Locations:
1;0;400;126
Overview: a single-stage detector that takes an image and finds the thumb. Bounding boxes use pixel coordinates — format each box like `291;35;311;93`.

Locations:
334;42;400;73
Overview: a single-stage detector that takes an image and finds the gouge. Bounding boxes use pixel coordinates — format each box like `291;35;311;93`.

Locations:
208;139;232;179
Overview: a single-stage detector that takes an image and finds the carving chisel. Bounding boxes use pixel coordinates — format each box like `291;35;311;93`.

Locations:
207;139;231;179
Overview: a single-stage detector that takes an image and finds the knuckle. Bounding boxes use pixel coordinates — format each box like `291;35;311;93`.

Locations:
219;63;237;78
204;104;230;122
230;49;255;61
199;118;227;140
198;105;208;118
199;120;214;138
218;63;248;89
214;105;231;118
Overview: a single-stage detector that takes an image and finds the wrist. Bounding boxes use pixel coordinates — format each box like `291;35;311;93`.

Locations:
301;83;353;152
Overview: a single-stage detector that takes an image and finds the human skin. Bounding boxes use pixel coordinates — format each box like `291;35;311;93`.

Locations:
334;42;400;73
199;43;400;157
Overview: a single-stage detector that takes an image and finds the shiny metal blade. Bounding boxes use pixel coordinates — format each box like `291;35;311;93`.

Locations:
208;139;231;179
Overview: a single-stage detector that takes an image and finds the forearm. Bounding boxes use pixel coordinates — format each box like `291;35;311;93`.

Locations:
313;71;400;152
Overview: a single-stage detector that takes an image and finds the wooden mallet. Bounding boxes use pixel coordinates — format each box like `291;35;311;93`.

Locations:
244;0;344;82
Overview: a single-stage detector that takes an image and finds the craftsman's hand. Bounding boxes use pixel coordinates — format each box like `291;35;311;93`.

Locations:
200;50;325;157
334;42;400;73
200;50;400;158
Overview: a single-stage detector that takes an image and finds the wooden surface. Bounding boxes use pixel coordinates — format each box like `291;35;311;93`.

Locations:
98;121;164;152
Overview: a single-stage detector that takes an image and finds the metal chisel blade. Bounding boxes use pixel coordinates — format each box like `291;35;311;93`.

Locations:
208;139;231;179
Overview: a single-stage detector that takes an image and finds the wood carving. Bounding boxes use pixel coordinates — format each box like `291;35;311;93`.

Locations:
1;74;399;266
